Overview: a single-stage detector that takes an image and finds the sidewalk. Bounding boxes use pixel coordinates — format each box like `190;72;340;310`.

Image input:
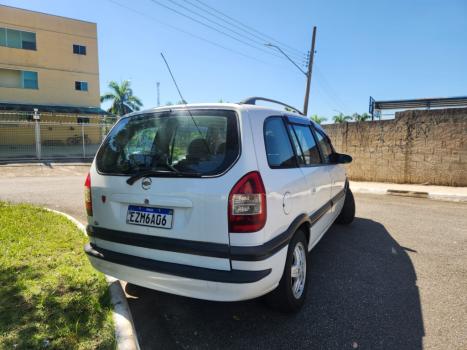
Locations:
350;181;467;202
0;162;90;177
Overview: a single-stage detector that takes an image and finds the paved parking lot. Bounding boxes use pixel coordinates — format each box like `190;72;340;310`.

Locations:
0;167;466;350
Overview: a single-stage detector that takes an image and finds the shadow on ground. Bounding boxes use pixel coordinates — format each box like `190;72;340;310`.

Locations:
126;218;424;350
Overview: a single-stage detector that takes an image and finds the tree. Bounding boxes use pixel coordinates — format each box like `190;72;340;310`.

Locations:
100;80;143;116
353;112;371;122
310;114;327;125
332;113;352;123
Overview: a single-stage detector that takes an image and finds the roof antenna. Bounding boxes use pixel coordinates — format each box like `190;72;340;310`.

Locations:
160;53;187;104
160;52;213;155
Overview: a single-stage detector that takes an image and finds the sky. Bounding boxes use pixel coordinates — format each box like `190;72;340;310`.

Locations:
2;0;466;120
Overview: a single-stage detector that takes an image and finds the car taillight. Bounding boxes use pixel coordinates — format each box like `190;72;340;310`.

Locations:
84;172;93;216
228;171;266;233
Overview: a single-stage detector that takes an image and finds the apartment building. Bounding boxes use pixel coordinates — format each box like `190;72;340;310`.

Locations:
0;5;113;160
0;4;106;116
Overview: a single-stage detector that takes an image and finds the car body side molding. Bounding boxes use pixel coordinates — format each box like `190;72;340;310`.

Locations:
85;243;271;284
87;187;346;263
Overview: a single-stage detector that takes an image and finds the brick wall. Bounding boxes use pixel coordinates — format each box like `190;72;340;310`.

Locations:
322;108;467;186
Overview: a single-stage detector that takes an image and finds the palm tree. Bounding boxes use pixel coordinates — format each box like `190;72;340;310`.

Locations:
332;113;352;123
100;80;143;116
310;114;327;125
353;112;371;122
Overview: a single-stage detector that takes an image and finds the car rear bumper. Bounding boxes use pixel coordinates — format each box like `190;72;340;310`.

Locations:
85;243;287;301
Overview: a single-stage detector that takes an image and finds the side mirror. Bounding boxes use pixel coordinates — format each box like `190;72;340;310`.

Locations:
331;153;352;164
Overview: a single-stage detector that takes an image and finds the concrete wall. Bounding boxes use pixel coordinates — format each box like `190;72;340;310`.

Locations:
0;5;100;107
322;108;467;186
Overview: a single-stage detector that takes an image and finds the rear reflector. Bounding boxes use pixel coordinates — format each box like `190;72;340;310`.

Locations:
228;171;266;233
84;173;93;216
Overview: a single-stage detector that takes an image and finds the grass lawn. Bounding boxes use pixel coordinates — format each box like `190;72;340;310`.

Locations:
0;202;115;349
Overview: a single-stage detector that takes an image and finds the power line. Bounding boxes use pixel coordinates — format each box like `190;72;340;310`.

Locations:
191;0;307;58
147;0;290;60
313;81;345;114
265;43;307;76
178;0;306;62
166;0;304;61
107;0;319;99
314;65;350;112
106;0;266;63
109;0;308;70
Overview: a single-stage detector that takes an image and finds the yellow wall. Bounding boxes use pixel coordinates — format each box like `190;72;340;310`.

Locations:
0;5;100;107
0;68;21;88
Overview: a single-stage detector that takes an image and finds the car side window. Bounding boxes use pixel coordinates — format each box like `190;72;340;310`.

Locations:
288;124;321;166
314;129;334;164
286;124;305;165
264;117;297;168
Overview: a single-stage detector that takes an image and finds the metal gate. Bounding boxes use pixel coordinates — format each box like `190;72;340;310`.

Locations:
0;112;116;161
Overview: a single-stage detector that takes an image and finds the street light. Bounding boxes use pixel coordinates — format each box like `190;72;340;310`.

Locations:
265;26;316;116
264;43;308;77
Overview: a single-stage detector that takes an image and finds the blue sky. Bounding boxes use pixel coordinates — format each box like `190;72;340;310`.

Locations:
2;0;466;119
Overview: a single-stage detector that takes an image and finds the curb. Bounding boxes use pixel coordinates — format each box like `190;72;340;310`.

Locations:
0;161;92;166
45;208;140;350
428;193;467;202
351;187;467;202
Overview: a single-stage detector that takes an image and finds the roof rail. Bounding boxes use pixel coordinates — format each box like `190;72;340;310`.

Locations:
239;97;304;116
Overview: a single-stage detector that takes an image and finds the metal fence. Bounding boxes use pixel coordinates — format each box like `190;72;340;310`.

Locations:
0;111;116;161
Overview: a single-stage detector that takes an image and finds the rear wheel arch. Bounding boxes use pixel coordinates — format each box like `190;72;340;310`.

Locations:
265;228;309;312
297;222;310;246
287;213;311;236
286;213;311;247
273;214;310;273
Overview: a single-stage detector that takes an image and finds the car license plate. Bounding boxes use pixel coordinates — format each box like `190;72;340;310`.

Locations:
126;205;173;229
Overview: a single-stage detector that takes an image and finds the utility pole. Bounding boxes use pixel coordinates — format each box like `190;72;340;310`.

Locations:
265;26;317;116
303;26;317;116
156;82;160;107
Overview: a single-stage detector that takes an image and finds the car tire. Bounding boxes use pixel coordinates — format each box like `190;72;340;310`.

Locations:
336;188;355;225
265;230;309;312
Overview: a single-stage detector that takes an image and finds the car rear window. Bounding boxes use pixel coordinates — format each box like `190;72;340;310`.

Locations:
96;109;239;176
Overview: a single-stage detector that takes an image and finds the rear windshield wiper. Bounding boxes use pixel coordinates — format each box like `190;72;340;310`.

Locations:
126;169;201;185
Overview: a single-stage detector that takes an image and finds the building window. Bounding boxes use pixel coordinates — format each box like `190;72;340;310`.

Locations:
75;81;88;91
21;31;36;50
0;27;36;50
0;68;38;89
73;44;86;55
22;71;38;89
77;117;90;124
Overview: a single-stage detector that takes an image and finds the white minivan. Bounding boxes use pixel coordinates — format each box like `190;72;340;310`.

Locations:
84;98;355;311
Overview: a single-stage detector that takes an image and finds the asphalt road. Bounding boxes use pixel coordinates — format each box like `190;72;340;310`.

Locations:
0;164;89;222
0;168;466;350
